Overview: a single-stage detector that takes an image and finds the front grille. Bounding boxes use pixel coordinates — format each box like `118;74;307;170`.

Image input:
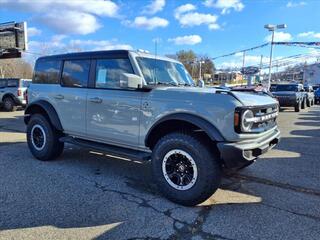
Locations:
250;104;278;132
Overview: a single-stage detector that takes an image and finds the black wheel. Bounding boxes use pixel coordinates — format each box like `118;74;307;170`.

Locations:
294;101;301;112
152;132;221;206
307;98;311;107
27;114;64;161
301;98;306;109
3;96;17;112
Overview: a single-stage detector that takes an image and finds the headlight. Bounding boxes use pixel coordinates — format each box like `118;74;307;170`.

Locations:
241;110;254;132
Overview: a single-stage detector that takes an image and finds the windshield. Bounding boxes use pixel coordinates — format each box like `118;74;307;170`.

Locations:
136;57;194;86
274;84;298;92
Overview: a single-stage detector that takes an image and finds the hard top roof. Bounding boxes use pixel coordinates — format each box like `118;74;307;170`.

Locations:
37;50;181;64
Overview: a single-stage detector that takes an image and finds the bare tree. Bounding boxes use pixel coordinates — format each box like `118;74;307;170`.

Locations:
0;58;33;78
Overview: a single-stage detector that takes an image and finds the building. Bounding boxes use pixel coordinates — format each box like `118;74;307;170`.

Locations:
303;63;320;85
212;71;244;85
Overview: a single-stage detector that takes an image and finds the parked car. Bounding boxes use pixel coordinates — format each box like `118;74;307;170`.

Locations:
0;78;31;111
315;87;320;104
24;50;280;206
303;84;315;107
271;83;306;112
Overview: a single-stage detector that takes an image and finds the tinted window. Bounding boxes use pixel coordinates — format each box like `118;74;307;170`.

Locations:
7;79;19;87
34;59;61;84
275;85;298;92
62;60;90;88
95;59;133;89
0;80;6;88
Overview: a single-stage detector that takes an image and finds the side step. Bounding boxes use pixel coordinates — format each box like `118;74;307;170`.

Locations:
60;136;151;161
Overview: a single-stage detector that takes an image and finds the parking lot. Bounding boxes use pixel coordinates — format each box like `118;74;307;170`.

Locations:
0;107;320;240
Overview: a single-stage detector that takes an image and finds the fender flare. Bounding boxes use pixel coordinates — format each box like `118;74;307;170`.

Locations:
24;100;63;131
2;93;18;103
145;113;225;146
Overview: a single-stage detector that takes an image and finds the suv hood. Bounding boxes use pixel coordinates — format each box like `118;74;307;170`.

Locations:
272;91;296;96
153;86;278;107
230;91;278;106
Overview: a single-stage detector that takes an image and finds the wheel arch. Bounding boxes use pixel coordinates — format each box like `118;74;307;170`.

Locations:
24;100;63;131
145;113;225;149
2;93;16;102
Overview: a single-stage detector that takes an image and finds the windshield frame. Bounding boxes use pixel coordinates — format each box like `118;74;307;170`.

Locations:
135;56;194;87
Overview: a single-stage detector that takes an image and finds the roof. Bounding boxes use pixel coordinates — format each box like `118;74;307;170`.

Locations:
37;50;181;64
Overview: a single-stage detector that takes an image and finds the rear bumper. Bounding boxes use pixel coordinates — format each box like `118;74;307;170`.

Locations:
217;128;280;169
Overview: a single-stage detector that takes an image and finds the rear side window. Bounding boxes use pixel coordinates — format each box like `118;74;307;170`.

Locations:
34;59;61;84
61;60;90;88
0;80;7;88
95;58;133;89
7;79;19;87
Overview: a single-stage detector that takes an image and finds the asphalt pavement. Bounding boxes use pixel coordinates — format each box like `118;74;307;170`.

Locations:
0;106;319;240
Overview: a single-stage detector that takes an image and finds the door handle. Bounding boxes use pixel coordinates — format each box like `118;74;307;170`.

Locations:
54;94;64;100
89;97;102;103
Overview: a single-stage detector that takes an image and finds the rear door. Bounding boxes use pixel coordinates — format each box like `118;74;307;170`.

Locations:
0;79;7;102
86;57;142;148
55;59;91;136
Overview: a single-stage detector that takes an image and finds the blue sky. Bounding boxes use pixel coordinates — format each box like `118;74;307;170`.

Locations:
1;0;320;70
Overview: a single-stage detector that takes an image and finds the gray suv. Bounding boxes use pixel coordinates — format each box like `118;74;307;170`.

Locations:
25;50;280;206
0;78;30;111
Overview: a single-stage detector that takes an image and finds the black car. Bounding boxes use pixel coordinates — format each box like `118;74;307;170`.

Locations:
272;83;306;112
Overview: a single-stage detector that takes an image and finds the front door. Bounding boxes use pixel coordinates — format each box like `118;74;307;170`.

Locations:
86;58;141;148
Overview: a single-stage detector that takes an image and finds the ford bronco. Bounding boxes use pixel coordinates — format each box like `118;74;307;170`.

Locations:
25;50;280;206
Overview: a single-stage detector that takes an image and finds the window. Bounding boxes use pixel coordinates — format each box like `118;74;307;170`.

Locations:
0;80;7;88
34;59;61;84
62;60;90;88
95;58;133;89
7;79;19;87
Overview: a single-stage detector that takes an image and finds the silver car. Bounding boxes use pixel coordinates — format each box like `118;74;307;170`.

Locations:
24;50;280;206
0;78;30;111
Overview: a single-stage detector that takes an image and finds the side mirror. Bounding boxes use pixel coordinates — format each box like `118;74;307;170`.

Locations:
198;80;205;88
120;73;143;89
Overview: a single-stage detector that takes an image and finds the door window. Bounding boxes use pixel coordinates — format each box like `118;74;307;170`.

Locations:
95;59;133;89
62;60;90;88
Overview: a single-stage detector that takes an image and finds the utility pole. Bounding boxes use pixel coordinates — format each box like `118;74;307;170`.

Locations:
264;24;287;90
259;55;263;81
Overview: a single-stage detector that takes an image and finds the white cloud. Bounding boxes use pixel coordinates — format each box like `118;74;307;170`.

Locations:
178;12;220;29
125;16;169;30
203;0;244;14
286;1;307;8
174;3;196;18
69;39;133;51
38;10;102;35
28;27;42;37
265;31;293;42
297;31;320;39
168;35;202;45
174;4;220;30
0;0;119;35
142;0;166;15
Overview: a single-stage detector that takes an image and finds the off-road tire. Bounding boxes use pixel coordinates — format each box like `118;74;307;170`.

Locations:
27;114;64;161
301;98;306;109
152;132;221;206
307;99;311;107
3;96;17;112
294;101;301;112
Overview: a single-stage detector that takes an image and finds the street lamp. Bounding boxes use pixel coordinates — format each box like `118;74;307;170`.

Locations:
264;24;287;90
199;60;205;80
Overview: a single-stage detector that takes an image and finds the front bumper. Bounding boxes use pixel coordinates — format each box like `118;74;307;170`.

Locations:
217;128;280;169
276;96;297;107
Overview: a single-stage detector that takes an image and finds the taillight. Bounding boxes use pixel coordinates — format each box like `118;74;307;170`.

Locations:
17;89;22;96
